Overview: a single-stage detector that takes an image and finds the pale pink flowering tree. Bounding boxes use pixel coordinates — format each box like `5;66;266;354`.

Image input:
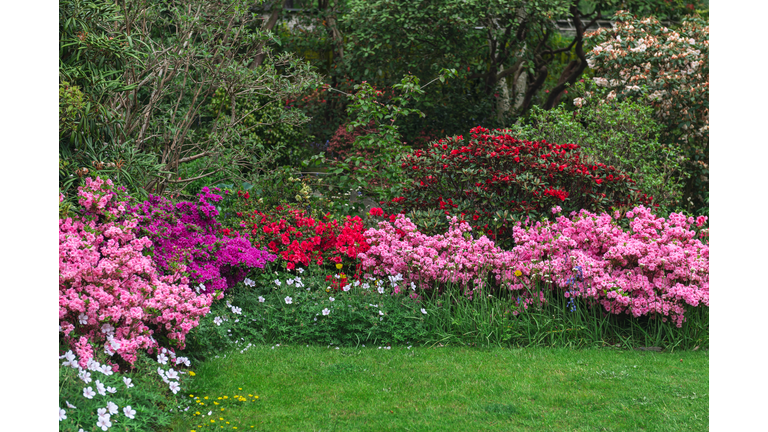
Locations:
59;177;214;368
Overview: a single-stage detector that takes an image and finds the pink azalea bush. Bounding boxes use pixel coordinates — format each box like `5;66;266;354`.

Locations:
358;206;709;327
59;177;214;368
508;206;708;327
358;214;518;294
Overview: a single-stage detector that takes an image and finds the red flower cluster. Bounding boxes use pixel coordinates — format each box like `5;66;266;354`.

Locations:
380;126;654;248
223;196;371;272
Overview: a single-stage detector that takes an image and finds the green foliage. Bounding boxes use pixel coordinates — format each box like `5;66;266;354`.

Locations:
507;100;686;213
208;90;313;169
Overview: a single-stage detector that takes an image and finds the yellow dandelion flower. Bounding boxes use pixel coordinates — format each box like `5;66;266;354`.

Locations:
190;394;195;398
514;270;522;277
223;396;228;399
221;408;225;411
211;419;215;423
238;388;242;390
255;396;259;399
220;417;224;421
204;396;209;400
214;402;219;405
336;263;343;269
195;412;200;416
189;371;196;376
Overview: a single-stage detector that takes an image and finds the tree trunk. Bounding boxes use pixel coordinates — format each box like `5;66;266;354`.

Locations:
249;0;288;70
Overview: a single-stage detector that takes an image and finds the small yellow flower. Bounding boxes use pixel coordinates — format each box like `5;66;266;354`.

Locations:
218;397;222;400
189;371;196;376
255;396;259;399
190;394;195;398
238;387;242;390
220;417;224;421
214;402;219;405
514;270;523;277
223;396;228;399
195;412;200;416
221;408;225;412
336;263;343;270
204;396;209;400
211;419;215;423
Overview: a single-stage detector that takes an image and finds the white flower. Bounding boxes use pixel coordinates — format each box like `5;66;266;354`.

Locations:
96;415;112;431
573;97;584;108
59;408;67;421
379;311;384;316
83;387;96;399
378;287;385;294
78;370;92;384
342;286;350;292
107;401;119;415
274;279;282;286
322;308;330;316
329;297;335;302
66;401;77;409
123;406;136;419
78;313;88;325
176;356;191;367
230;306;242;315
157;353;169;365
166;369;179;380
101;323;115;336
297;267;304;274
213;316;223;326
285;296;293;304
286;279;294;285
258;296;265;303
196;283;205;293
106;386;116;394
96;380;107;396
411;282;416;291
123;377;134;388
421;308;427;315
361;283;370;290
244;278;255;287
169;381;181;394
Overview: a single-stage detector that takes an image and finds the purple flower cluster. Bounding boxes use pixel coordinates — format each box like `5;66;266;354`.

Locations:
130;187;276;294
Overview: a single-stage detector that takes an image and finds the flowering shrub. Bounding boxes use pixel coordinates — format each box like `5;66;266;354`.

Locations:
131;187;276;295
59;177;213;367
508;206;709;327
358;214;518;294
583;11;709;148
582;11;709;211
219;193;370;273
359;206;708;327
384;126;653;248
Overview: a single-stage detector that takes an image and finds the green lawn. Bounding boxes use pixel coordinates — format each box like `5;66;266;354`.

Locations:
172;345;708;432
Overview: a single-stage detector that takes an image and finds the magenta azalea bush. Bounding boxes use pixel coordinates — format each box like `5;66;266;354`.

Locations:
130;188;276;295
359;206;709;327
59;177;214;368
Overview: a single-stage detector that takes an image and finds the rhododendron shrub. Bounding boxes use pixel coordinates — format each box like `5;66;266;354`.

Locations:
582;11;709;211
59;177;213;368
382;126;653;248
508;206;709;327
219;194;370;272
131;187;276;294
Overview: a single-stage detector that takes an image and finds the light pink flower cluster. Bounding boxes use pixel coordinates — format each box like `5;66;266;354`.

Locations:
59;177;214;368
359;206;709;327
508;206;708;327
358;215;518;294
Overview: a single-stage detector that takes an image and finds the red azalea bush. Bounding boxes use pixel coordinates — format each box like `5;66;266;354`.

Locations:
380;126;654;248
220;193;371;273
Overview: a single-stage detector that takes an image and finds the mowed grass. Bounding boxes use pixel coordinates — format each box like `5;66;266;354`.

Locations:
172;345;708;432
